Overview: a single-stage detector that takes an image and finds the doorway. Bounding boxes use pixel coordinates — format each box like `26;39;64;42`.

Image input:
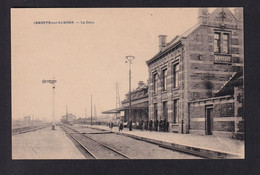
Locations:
205;107;213;135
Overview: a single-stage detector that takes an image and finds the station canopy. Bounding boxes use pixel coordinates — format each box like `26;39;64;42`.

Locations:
102;102;148;114
102;107;124;114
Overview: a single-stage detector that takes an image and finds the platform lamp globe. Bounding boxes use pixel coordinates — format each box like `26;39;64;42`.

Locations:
42;77;57;130
125;55;135;123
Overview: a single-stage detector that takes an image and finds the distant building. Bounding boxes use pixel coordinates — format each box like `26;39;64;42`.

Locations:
60;113;76;124
146;8;244;138
23;116;31;124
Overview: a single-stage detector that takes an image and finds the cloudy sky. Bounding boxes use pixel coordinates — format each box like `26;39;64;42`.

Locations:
11;8;225;121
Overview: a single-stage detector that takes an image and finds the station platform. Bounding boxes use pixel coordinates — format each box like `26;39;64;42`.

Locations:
12;125;85;159
82;124;244;159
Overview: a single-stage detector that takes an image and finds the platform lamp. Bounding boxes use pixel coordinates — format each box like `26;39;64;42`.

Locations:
125;55;135;123
42;77;57;130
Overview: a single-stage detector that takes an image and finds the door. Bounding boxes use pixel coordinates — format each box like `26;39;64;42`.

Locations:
205;107;213;135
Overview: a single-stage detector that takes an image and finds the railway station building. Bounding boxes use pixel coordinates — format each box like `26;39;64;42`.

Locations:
102;81;149;127
146;8;244;138
121;81;149;125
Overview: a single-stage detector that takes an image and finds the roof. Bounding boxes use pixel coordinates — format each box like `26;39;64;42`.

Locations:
146;8;239;66
129;84;148;94
146;23;200;65
216;71;244;96
102;107;124;114
102;102;149;114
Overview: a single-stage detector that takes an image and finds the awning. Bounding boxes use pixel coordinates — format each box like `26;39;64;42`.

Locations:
102;107;124;114
102;105;148;114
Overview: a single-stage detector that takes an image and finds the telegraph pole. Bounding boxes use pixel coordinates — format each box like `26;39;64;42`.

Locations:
116;82;121;120
85;107;86;119
91;94;93;125
42;77;57;130
125;56;135;122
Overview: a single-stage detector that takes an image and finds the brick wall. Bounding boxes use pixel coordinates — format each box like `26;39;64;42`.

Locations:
190;105;205;118
189;102;235;132
213;121;235;132
212;103;234;117
190;121;205;130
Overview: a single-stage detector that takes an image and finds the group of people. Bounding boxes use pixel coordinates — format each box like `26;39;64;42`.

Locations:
108;122;114;130
139;118;169;132
109;117;169;132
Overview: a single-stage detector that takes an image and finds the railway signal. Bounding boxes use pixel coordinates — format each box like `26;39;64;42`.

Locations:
42;77;57;130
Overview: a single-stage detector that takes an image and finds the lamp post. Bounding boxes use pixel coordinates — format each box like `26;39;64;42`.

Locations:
42;77;57;130
125;56;135;122
91;94;92;125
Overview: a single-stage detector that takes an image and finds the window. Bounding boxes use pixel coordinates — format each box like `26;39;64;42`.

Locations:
173;63;179;88
173;99;179;123
153;73;158;94
214;32;230;54
162;69;167;91
214;33;221;53
223;34;229;54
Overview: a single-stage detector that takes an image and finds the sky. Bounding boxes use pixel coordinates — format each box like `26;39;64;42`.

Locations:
11;8;227;121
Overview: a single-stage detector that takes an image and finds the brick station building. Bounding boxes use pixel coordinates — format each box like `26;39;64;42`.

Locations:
121;81;149;125
102;81;149;127
146;8;244;138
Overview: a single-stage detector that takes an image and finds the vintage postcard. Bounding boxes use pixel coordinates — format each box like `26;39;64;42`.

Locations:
11;8;244;160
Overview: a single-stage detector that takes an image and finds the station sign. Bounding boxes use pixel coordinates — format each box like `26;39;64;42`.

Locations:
120;111;125;117
42;79;57;84
214;55;232;64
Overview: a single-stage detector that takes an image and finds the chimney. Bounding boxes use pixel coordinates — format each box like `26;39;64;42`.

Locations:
159;35;167;52
198;8;209;24
138;81;144;88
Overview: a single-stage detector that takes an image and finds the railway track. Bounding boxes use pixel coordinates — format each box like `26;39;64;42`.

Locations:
60;124;132;159
12;123;51;135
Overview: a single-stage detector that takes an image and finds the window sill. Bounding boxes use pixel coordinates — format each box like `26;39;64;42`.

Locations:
171;123;180;126
162;90;167;94
214;53;231;56
172;87;180;91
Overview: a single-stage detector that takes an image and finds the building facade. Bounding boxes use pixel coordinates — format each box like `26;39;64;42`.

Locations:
146;8;244;137
102;81;149;127
60;113;76;124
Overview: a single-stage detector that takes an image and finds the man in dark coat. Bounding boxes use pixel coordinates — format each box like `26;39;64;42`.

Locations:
129;120;132;131
154;119;158;131
119;121;123;131
145;120;148;131
166;120;169;132
163;118;167;132
149;120;153;131
140;120;144;131
159;119;163;132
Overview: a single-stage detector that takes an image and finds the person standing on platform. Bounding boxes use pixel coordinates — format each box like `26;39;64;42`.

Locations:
109;122;114;130
145;120;148;131
159;119;163;132
154;119;158;131
119;121;123;131
140;120;144;131
166;120;169;132
163;117;167;132
149;120;153;131
129;119;132;131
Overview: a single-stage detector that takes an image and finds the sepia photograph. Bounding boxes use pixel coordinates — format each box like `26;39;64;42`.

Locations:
11;7;244;160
